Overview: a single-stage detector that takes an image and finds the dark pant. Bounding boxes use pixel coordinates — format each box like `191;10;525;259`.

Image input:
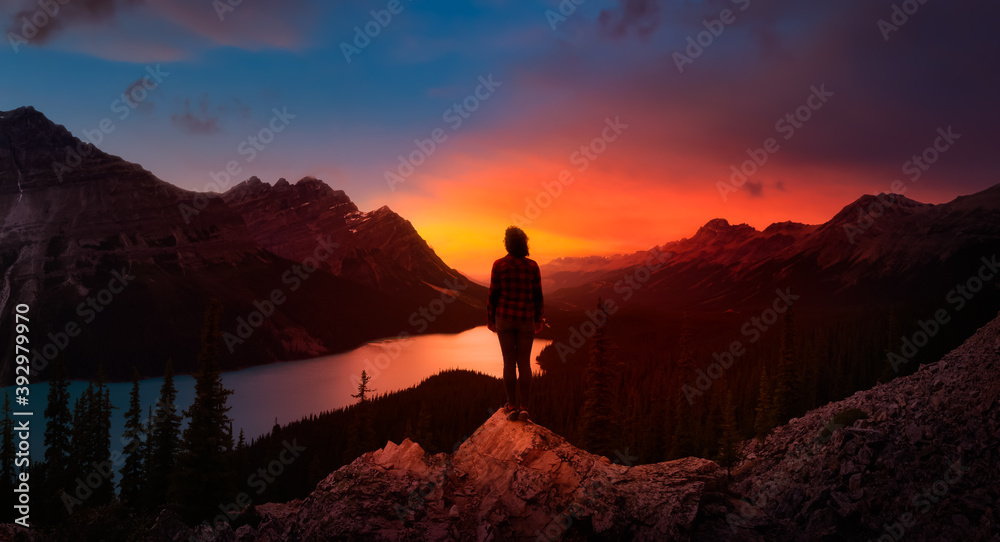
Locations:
496;317;534;409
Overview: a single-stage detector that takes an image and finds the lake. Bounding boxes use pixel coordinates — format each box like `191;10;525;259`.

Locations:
7;326;551;461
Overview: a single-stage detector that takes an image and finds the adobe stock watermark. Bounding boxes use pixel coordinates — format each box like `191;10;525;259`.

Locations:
843;126;960;243
511;116;628;228
385;74;502;192
682;288;799;404
717;84;834;202
212;0;249;22
178;107;297;223
223;236;339;352
887;254;998;374
867;460;967;542
51;65;170;182
7;0;71;52
671;0;750;73
877;0;930;42
727;412;860;532
340;0;413;63
553;248;673;363
544;0;586;31
535;448;637;541
63;389;185;514
350;278;469;389
27;267;135;374
394;406;496;523
190;439;307;540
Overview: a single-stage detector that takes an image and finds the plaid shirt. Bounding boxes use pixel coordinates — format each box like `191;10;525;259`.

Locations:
488;255;543;324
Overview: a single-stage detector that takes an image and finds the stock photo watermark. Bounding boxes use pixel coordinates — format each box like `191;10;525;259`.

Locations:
877;0;930;42
512;116;628;228
27;267;135;373
672;0;750;73
717;84;834;202
51;65;170;182
544;0;586;31
385;74;502;192
887;254;998;373
188;439;307;540
350;278;469;390
844;126;960;243
7;0;69;52
222;236;339;352
178;107;296;223
866;459;967;542
682;288;799;404
553;247;672;363
535;449;637;541
340;0;414;63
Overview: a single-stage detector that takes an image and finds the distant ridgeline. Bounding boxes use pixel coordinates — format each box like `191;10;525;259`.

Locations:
0;106;486;383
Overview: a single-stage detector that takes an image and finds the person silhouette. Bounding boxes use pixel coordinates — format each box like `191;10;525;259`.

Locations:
487;226;544;422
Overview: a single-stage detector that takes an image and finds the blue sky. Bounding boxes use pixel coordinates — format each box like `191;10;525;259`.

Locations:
3;0;998;274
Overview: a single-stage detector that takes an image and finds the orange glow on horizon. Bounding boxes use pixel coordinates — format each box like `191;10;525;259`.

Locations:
382;154;893;280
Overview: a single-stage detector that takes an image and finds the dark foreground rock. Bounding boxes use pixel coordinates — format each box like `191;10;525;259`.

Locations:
243;410;726;541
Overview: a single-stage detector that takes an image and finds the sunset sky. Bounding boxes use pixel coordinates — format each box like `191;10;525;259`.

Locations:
2;0;997;277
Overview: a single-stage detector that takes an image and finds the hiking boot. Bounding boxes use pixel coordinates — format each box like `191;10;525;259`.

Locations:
518;406;529;422
503;403;519;421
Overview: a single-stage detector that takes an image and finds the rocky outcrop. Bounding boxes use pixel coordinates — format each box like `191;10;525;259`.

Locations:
212;411;725;541
730;311;1000;541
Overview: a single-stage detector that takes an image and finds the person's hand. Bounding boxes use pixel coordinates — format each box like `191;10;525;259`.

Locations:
534;321;543;333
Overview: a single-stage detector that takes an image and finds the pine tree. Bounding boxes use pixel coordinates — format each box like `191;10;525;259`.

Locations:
667;392;694;459
771;309;800;424
878;307;902;382
352;370;375;402
676;312;696;373
68;384;93;485
43;357;73;502
173;299;236;522
120;368;146;508
579;301;618;458
91;369;115;505
414;401;433;449
640;394;667;463
66;375;114;507
147;359;181;510
344;370;378;462
754;365;775;441
716;390;742;479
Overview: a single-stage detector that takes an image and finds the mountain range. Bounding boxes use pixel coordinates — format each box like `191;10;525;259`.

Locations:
3;105;999;382
0;106;485;381
543;187;1000;313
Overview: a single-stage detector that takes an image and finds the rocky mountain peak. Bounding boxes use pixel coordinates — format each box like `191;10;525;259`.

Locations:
761;220;814;236
827;192;928;229
0;105;151;193
688;218;758;250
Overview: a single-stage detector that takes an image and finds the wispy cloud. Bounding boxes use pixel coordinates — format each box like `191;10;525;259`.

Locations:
170;97;219;135
599;0;661;39
6;0;142;44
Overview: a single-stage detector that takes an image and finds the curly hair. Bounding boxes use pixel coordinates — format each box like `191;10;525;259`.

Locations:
504;226;529;258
